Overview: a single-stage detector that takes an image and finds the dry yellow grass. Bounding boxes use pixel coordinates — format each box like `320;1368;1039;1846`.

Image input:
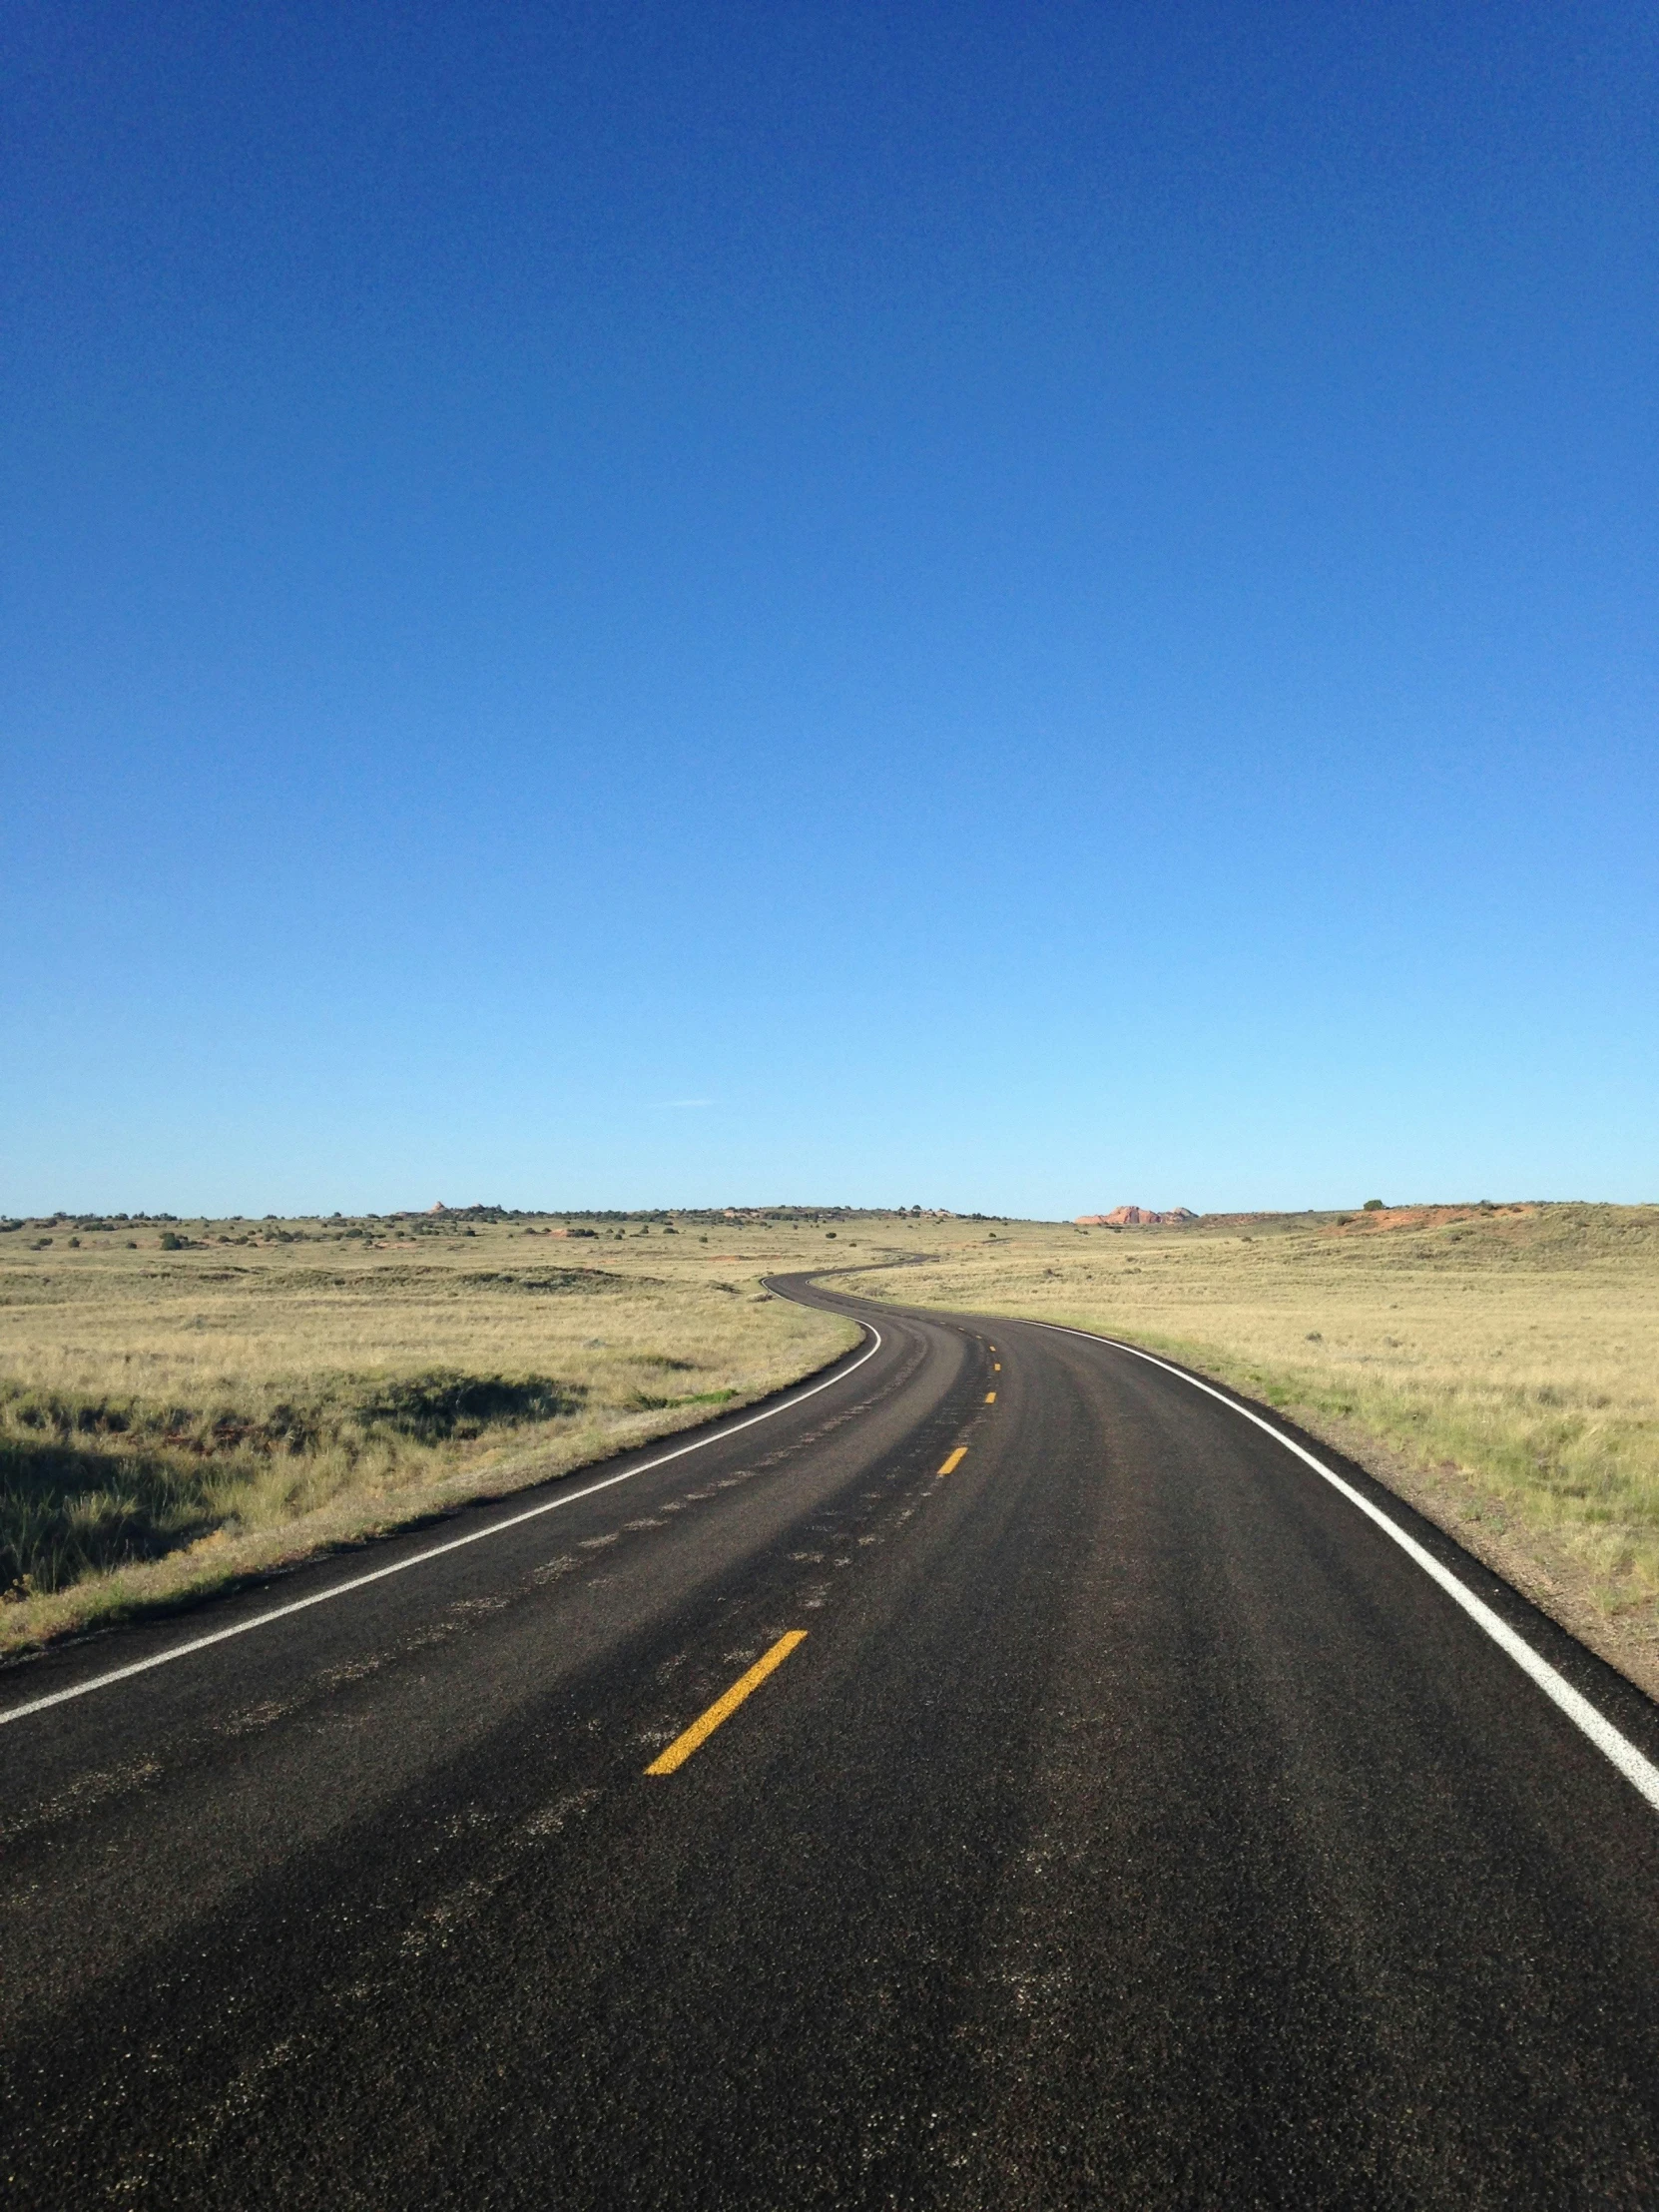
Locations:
16;1199;1655;1691
842;1203;1659;1690
0;1209;858;1656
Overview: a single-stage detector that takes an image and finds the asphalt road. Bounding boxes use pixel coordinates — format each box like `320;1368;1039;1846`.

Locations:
8;1273;1659;2208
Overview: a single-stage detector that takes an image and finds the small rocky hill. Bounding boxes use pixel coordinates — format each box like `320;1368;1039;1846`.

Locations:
1075;1206;1199;1227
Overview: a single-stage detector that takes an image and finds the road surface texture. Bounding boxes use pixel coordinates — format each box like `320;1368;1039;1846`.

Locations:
7;1272;1659;2208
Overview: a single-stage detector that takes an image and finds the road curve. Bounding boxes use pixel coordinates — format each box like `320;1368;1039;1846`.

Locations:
6;1273;1659;2207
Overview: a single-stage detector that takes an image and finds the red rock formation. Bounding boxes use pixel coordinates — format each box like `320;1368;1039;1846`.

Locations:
1075;1206;1198;1227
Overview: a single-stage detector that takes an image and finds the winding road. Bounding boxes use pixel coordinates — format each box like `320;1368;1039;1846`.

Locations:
7;1273;1659;2207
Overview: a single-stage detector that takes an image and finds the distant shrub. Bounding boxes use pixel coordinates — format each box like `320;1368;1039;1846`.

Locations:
1363;1198;1384;1212
158;1232;184;1250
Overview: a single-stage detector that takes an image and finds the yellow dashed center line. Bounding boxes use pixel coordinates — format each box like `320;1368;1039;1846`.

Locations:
645;1631;808;1776
993;1363;1001;1373
937;1446;967;1476
984;1390;996;1402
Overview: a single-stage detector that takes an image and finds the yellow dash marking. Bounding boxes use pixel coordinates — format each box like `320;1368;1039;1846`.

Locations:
645;1631;807;1776
937;1446;967;1476
984;1390;996;1402
993;1363;1001;1373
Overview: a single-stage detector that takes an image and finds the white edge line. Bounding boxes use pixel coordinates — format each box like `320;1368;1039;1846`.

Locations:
1032;1319;1659;1818
0;1323;884;1729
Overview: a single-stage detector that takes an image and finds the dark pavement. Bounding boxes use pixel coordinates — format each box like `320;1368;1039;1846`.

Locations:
6;1274;1659;2208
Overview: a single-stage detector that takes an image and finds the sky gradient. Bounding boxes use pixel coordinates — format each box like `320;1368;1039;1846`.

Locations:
4;2;1655;1217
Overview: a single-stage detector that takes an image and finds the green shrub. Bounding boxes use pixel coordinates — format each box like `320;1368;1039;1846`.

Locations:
0;1432;220;1597
0;1365;588;1598
350;1371;583;1439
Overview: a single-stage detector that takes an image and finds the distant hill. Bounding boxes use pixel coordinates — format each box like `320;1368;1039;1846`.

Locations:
1076;1206;1199;1227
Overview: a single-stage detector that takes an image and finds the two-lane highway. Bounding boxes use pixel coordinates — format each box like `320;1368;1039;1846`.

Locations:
6;1275;1659;2206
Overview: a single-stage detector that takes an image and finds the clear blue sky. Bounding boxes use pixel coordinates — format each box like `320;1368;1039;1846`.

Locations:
4;2;1655;1217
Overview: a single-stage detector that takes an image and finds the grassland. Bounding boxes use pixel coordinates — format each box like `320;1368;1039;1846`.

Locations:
842;1203;1659;1697
13;1197;1657;1696
0;1207;859;1657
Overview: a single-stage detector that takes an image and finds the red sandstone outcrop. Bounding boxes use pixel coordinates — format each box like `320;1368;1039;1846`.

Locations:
1075;1206;1198;1227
